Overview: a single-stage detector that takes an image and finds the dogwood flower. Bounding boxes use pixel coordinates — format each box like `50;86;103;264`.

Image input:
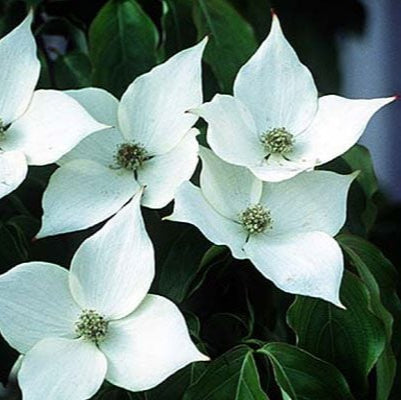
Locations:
36;38;207;238
0;14;107;199
168;147;357;306
0;191;208;400
190;13;396;182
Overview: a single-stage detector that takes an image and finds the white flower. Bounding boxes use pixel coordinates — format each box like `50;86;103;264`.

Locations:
190;13;396;182
36;39;207;238
0;191;208;400
0;14;107;199
168;147;357;306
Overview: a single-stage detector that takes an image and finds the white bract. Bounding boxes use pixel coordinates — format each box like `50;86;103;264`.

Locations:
190;13;395;182
0;191;208;400
168;147;357;306
37;39;207;238
0;14;107;199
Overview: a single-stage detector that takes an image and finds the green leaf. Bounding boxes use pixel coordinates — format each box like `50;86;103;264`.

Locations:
338;234;401;399
258;343;354;400
322;144;379;235
161;0;197;57
192;0;258;93
0;222;27;271
89;0;159;97
153;225;211;303
184;345;268;399
287;271;386;396
54;51;92;89
342;145;379;232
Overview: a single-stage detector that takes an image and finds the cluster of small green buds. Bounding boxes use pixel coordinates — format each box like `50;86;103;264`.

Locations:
75;309;108;344
114;142;149;171
239;204;273;234
261;127;294;155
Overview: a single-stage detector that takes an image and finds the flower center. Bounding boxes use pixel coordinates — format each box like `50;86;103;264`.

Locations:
239;204;273;234
114;142;149;171
261;128;294;155
75;309;108;344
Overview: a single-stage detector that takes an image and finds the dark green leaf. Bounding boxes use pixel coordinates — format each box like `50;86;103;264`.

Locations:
184;345;268;399
0;222;27;271
89;0;159;97
342;145;379;232
322;144;379;235
54;51;92;89
259;342;354;400
338;234;401;399
193;0;257;93
161;0;197;57
287;271;386;396
153;225;211;303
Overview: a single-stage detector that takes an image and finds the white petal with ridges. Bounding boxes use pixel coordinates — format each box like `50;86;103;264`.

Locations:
118;39;206;155
0;13;39;124
294;95;396;166
60;87;121;167
249;153;311;182
70;192;154;320
245;231;344;306
100;295;208;392
37;159;138;238
19;338;107;400
193;94;264;167
2;90;108;165
138;129;199;209
167;181;247;259
234;14;317;134
0;150;27;199
261;170;356;236
199;147;262;220
0;262;80;354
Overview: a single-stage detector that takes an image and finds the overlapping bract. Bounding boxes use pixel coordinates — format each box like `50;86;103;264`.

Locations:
0;14;107;199
0;192;208;399
168;148;356;305
37;38;207;238
190;14;395;182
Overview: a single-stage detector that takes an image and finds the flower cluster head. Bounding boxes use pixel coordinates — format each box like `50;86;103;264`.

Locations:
190;13;395;183
168;147;357;306
0;8;396;400
0;192;208;399
36;38;207;239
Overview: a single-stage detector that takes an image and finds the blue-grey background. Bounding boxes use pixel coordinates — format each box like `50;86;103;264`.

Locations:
339;0;401;202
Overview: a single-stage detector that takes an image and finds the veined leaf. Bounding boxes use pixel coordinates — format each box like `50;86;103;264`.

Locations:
338;234;401;400
89;0;159;97
193;0;257;93
287;271;386;396
184;345;268;399
259;342;354;400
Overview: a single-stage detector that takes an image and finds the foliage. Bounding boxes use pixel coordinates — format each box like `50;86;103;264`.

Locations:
1;0;400;399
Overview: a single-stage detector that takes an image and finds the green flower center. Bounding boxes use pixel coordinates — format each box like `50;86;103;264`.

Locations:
114;142;149;171
261;128;294;155
239;204;273;234
75;310;108;344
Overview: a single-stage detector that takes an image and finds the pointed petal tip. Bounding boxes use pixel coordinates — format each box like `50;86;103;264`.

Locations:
394;93;400;100
31;236;38;243
197;352;211;362
270;7;276;17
